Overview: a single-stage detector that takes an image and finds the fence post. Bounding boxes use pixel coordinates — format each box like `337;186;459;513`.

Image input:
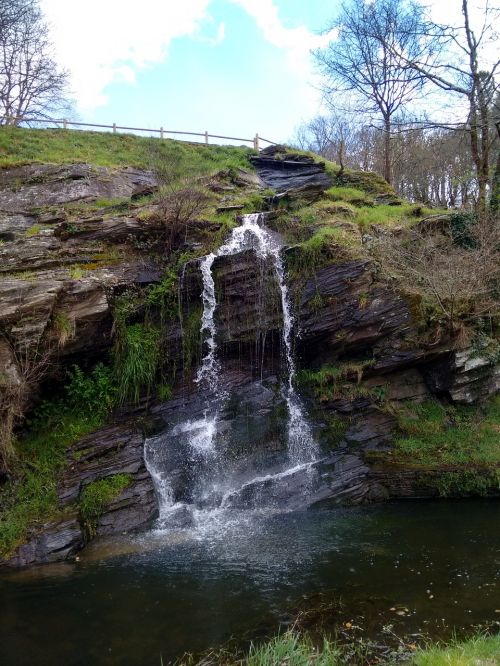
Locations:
160;126;164;139
63;118;68;130
254;133;259;150
112;122;117;133
204;131;209;145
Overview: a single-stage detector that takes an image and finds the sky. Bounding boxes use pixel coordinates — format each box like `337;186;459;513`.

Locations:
39;0;497;146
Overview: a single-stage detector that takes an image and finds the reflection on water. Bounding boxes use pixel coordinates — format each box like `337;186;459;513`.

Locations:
1;500;499;666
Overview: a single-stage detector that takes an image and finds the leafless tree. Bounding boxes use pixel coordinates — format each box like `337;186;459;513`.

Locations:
380;0;499;214
293;112;358;176
0;0;71;125
314;0;426;185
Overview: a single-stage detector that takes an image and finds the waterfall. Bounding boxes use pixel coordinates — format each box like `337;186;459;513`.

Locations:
145;213;318;527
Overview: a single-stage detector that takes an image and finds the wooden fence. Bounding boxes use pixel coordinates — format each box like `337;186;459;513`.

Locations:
1;116;276;150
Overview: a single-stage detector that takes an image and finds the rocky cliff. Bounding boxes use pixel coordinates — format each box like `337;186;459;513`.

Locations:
0;137;498;567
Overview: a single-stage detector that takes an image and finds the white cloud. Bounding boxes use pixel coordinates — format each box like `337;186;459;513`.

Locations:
230;0;330;76
40;0;214;110
228;0;332;122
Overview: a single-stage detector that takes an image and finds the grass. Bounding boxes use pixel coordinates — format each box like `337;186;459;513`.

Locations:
244;631;342;666
0;411;104;557
52;311;75;346
355;202;441;229
0;126;254;171
285;227;349;279
326;185;374;206
182;630;500;665
79;474;132;536
113;323;160;404
412;633;500;665
298;361;377;404
25;224;42;236
391;396;500;468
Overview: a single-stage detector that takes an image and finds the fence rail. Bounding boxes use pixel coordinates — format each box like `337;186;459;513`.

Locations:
1;116;277;150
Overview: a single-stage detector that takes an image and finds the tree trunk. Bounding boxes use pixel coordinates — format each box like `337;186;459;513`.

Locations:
383;116;392;184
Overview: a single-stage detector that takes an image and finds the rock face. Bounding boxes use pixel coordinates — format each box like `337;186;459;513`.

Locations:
5;422;157;568
250;145;332;200
423;348;500;404
1;157;498;569
0;163;157;213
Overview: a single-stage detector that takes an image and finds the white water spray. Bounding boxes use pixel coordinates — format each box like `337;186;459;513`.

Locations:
145;214;317;525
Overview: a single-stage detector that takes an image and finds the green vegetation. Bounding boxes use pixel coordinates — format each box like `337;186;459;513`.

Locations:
0;126;254;171
411;633;500;666
0;364;116;557
51;311;74;346
286;227;342;278
113;323;160;404
68;265;83;280
354;202;437;229
183;630;500;665
298;361;377;403
79;474;132;536
25;224;42;236
327;185;374;206
245;631;342;666
391;396;500;468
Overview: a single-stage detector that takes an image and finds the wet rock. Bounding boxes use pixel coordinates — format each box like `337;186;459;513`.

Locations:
0;212;36;241
297;261;411;359
3;422;157;568
161;504;194;529
223;453;372;510
5;515;82;568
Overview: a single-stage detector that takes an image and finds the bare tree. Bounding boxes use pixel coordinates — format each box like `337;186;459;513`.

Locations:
315;0;426;184
293;112;357;175
380;0;499;214
0;0;71;125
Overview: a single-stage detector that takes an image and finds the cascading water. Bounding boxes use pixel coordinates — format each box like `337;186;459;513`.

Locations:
144;213;318;529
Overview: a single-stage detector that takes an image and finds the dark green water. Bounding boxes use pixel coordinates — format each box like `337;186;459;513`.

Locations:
1;500;499;665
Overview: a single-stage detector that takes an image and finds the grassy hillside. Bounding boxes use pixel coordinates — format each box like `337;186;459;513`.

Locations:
0;126;254;171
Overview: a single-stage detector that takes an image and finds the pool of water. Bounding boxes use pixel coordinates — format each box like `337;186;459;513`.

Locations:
1;500;499;665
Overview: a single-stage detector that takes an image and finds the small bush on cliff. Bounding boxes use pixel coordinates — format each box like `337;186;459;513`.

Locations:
79;474;132;536
113;323;160;404
371;214;500;333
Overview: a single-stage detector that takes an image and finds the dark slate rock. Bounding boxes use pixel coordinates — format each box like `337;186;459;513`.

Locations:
3;422;157;569
5;515;82;568
250;149;332;199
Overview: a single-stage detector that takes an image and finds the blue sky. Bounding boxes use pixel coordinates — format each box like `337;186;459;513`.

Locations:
40;0;338;144
39;0;494;145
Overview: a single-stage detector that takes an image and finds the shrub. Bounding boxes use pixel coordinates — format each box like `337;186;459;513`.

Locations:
65;364;117;417
79;474;132;536
0;363;117;557
113;323;160;404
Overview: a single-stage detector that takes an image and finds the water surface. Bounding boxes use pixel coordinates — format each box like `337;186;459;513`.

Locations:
1;500;499;665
